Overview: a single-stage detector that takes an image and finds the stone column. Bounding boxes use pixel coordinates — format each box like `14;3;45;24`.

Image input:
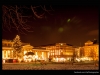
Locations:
36;51;37;56
11;50;13;58
48;52;49;58
2;51;4;59
42;52;44;59
35;51;38;59
6;50;8;58
58;50;60;56
9;50;11;58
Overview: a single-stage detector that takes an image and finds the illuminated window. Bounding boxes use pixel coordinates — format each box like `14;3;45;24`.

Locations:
57;50;58;55
2;51;4;58
59;50;60;55
53;50;54;52
61;43;63;46
24;51;27;55
53;53;54;55
4;51;6;58
8;50;10;58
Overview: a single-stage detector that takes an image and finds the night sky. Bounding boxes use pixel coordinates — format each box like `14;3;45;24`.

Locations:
2;5;99;46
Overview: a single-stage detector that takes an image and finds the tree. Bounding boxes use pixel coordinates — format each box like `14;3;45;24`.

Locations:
13;35;22;59
2;5;54;35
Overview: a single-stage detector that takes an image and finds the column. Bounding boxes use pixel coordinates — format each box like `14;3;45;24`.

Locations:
36;51;37;56
48;52;49;58
36;51;38;59
42;52;44;59
44;52;46;60
6;50;8;58
2;51;4;59
59;50;60;55
12;50;13;58
46;52;48;60
9;50;11;58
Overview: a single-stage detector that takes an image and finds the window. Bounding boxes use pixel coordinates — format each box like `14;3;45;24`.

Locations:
61;43;63;46
3;43;7;47
53;53;54;55
55;50;58;55
53;50;54;52
4;51;6;58
8;51;10;58
59;50;60;55
8;44;11;47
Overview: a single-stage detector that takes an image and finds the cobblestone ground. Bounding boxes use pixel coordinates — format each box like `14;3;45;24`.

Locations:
2;63;99;70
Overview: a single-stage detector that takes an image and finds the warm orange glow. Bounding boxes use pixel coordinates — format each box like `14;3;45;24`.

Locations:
2;39;99;63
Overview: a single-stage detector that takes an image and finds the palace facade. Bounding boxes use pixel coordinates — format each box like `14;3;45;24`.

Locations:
83;40;99;61
2;39;75;62
74;40;99;61
46;43;75;62
2;39;49;62
2;36;99;63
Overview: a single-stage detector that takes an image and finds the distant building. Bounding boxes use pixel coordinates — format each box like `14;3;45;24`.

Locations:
82;40;99;61
46;43;75;62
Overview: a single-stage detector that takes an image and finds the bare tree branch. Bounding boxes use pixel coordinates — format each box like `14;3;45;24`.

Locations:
2;5;54;34
31;5;45;19
40;5;53;15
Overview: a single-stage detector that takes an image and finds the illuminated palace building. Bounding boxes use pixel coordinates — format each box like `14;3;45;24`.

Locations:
2;36;99;63
46;43;75;62
82;40;99;61
2;39;49;62
2;39;74;62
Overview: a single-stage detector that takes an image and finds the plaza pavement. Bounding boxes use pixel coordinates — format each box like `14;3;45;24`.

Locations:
2;62;99;70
